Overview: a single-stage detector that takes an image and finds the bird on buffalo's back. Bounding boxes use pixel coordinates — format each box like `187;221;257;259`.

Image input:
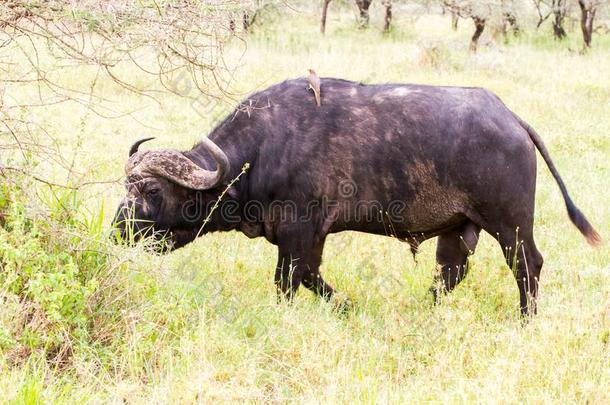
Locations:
307;69;321;107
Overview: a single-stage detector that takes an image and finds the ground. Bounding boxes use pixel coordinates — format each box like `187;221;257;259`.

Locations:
1;8;609;404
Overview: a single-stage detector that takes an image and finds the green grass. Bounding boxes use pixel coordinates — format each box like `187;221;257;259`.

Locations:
1;9;609;403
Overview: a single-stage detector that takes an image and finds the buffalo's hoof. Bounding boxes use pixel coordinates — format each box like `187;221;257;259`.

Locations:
331;293;354;314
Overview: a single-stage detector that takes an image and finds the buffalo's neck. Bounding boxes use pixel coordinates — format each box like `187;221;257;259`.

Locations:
180;108;270;243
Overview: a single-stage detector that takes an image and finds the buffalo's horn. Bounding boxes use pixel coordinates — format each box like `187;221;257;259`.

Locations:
135;137;230;190
129;137;155;157
191;136;230;190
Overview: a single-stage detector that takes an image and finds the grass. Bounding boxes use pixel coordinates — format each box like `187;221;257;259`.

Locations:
1;7;609;404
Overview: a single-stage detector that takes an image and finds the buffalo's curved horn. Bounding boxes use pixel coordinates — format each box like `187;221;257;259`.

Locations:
133;137;230;190
191;136;230;190
129;137;155;157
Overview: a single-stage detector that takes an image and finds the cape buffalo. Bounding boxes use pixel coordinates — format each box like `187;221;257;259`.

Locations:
112;78;601;316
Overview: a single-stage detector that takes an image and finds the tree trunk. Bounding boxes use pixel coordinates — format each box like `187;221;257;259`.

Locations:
321;0;332;34
551;0;567;40
382;0;392;33
578;0;597;48
552;15;566;39
243;12;250;32
451;11;459;30
470;17;485;52
536;14;549;29
504;13;519;36
355;0;372;28
533;1;551;29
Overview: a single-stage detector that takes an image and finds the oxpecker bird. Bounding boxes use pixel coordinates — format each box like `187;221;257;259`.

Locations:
307;69;321;107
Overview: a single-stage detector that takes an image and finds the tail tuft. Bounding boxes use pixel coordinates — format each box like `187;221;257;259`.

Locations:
586;230;602;247
567;204;602;247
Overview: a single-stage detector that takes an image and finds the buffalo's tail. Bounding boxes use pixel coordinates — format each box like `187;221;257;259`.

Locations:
514;114;602;247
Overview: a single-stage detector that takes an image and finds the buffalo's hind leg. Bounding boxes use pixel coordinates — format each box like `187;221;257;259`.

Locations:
431;221;481;303
477;207;543;317
495;227;543;317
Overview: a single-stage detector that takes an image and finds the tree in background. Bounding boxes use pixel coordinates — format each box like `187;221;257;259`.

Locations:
355;0;373;28
322;0;393;33
551;0;568;39
442;1;500;52
1;0;252;190
531;0;553;28
382;0;393;32
440;1;460;29
321;0;333;33
577;0;602;48
501;0;520;36
451;8;460;30
470;16;487;51
530;0;568;38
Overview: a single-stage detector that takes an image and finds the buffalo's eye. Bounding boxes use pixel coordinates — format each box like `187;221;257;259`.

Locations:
147;188;160;196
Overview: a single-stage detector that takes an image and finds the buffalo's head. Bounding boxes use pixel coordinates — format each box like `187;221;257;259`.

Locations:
112;136;230;251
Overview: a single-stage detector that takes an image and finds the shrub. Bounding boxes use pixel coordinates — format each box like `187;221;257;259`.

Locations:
0;184;105;365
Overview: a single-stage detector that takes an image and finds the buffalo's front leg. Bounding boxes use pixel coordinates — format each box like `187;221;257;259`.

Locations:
274;226;334;302
274;225;313;301
275;252;303;301
301;238;335;300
